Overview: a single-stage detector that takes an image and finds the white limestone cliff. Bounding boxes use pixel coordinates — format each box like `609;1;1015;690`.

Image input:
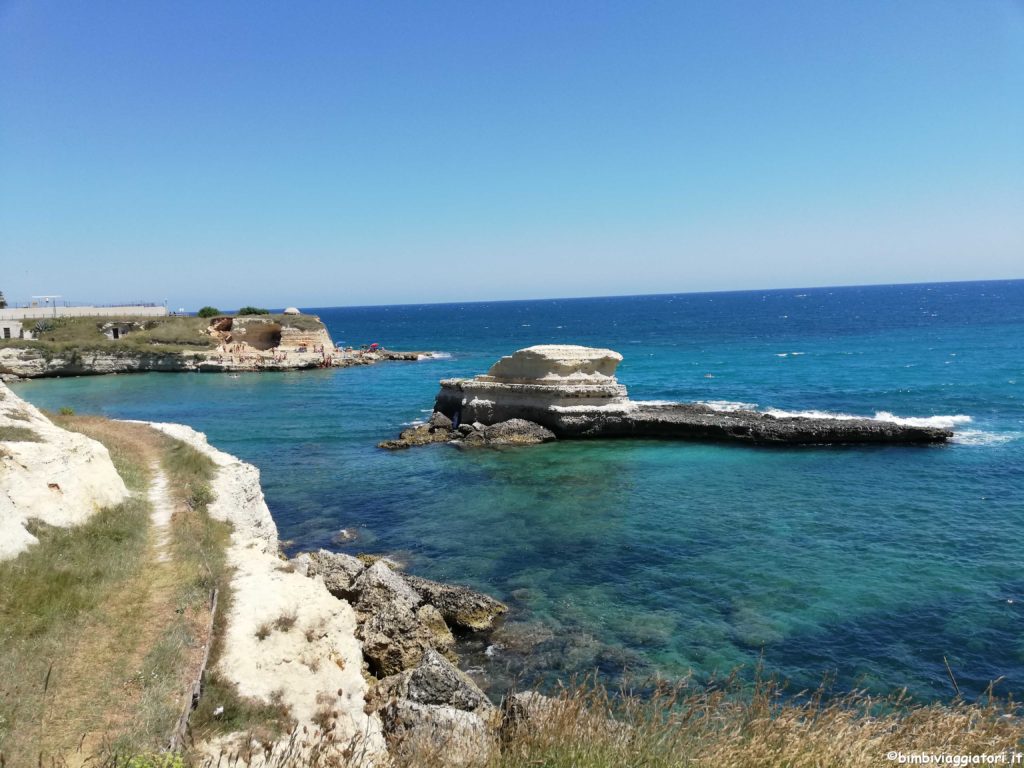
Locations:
146;422;387;763
0;381;130;560
436;344;630;425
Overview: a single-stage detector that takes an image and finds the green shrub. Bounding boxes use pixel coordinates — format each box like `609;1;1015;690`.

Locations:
237;306;270;315
196;306;220;318
58;406;75;416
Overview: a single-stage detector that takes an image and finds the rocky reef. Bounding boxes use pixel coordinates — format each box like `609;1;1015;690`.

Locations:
386;344;953;447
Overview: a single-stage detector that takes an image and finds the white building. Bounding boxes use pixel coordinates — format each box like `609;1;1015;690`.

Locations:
0;320;33;341
0;304;169;321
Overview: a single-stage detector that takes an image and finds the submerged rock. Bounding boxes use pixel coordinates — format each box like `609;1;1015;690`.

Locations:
402;574;509;632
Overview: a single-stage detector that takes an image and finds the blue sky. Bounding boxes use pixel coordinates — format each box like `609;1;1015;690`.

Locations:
1;1;1022;309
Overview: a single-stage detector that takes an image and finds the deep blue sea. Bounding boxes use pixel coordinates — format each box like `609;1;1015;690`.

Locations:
13;280;1024;701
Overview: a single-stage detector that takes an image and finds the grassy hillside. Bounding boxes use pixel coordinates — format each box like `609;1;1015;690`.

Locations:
0;313;326;355
0;417;231;763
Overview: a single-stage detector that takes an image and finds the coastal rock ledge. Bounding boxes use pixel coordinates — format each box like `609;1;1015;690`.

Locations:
386;344;953;447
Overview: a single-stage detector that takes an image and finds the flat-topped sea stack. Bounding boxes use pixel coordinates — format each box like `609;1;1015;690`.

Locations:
422;345;953;446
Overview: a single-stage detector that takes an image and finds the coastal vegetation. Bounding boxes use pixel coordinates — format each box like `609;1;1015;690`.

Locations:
105;677;1021;767
0;424;42;442
0;315;217;354
196;306;220;318
0;415;240;764
237;306;271;316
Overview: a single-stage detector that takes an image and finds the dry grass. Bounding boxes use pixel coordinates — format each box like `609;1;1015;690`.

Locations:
0;415;235;765
0;424;43;442
0;316;216;353
172;674;1023;768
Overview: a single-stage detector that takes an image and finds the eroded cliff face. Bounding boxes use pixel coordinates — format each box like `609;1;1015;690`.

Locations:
436;345;629;425
0;382;129;560
145;422;387;761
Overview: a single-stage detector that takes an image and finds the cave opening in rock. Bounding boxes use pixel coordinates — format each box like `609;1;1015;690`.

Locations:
241;323;283;351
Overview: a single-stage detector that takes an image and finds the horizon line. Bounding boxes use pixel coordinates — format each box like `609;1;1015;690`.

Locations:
297;275;1024;313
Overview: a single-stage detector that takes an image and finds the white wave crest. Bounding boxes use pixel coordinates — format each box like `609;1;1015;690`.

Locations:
872;412;973;429
952;430;1020;446
763;408;973;430
418;351;452;360
698;400;758;413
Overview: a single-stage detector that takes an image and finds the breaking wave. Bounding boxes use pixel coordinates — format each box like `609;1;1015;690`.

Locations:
698;400;758;413
763;408;973;430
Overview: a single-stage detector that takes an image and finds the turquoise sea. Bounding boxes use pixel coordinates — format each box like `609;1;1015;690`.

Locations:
13;280;1024;701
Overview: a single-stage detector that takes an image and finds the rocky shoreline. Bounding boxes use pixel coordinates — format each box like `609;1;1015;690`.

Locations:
153;415;542;764
290;549;519;763
0;345;438;380
384;344;954;448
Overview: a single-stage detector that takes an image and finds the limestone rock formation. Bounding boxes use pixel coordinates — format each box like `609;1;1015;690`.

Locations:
426;345;953;446
379;699;494;768
375;650;497;768
145;423;386;760
358;601;456;676
373;648;494;715
401;573;509;632
299;549;365;599
0;381;130;560
436;345;627;426
352;560;422;620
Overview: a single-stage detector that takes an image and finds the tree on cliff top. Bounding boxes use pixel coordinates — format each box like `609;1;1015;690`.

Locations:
196;306;220;318
237;306;270;316
0;290;7;309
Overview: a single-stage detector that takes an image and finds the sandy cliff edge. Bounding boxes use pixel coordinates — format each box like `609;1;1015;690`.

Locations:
143;422;386;761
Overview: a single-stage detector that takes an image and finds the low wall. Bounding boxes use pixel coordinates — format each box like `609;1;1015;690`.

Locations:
0;305;169;320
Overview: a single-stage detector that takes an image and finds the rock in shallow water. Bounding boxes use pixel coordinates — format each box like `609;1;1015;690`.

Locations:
481;418;556;445
358;601;457;676
402;573;509;632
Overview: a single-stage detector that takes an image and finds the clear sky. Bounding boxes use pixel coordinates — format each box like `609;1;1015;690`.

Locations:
1;1;1022;309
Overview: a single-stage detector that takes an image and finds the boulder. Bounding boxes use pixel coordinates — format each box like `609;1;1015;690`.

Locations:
352;560;420;620
402;574;508;632
358;601;456;677
378;422;453;450
416;604;457;660
380;700;494;768
373;648;493;715
482;419;556;445
428;411;452;430
499;691;558;740
302;549;365;599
